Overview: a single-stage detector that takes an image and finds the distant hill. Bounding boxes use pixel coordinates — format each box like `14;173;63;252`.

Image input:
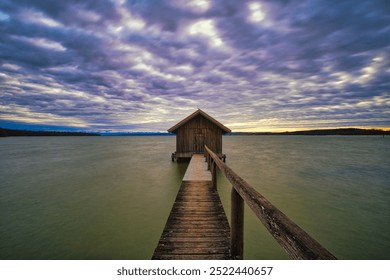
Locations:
0;128;99;137
232;128;390;136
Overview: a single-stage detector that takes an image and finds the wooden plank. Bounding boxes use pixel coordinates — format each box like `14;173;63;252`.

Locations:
152;155;231;260
164;220;228;226
157;237;224;244
153;254;230;260
182;155;211;181
160;232;229;237
160;228;229;234
173;152;193;159
231;187;244;259
156;242;229;249
156;248;230;255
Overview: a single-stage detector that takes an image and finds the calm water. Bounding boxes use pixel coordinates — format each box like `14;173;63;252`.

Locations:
1;136;389;259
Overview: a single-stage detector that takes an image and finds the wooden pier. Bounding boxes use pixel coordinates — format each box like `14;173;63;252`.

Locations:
155;110;336;259
152;154;231;260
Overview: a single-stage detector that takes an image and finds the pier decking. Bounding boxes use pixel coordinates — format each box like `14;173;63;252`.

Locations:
152;154;231;260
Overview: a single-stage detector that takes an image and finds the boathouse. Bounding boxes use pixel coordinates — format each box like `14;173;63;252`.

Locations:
168;109;231;161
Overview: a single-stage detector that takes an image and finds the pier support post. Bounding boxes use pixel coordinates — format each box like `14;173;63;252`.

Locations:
231;187;244;260
211;159;217;189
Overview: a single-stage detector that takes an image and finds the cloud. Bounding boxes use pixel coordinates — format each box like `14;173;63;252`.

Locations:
0;0;389;132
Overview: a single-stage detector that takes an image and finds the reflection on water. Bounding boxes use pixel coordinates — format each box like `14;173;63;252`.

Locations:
0;136;389;259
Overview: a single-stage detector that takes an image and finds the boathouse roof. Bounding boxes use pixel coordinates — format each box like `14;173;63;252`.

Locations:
167;109;231;134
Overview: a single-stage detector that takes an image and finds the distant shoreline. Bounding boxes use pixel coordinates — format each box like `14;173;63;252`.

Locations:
1;127;389;137
230;128;390;136
0;128;99;137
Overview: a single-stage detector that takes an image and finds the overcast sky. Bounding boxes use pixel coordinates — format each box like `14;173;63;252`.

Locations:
1;0;389;132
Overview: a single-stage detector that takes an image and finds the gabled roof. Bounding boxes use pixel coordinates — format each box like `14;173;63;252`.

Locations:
168;109;231;134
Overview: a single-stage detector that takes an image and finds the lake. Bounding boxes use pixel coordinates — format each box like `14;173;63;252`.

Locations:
0;136;389;259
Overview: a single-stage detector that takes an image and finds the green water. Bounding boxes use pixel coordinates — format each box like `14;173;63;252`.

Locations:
0;136;389;259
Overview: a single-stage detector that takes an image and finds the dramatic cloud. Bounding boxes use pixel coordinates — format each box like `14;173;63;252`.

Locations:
1;0;389;132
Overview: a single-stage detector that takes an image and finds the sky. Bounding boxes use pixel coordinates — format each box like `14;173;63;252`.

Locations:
0;0;389;132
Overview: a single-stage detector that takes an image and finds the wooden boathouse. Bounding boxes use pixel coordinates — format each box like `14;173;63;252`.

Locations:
168;109;231;161
152;110;336;260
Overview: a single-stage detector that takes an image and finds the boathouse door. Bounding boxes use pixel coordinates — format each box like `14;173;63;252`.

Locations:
194;133;205;154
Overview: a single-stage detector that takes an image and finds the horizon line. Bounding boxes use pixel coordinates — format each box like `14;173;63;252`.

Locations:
2;126;390;134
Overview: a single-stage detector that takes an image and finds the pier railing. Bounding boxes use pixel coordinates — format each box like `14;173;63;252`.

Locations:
204;145;336;260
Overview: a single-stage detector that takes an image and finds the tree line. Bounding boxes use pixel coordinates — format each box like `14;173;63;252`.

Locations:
0;128;99;137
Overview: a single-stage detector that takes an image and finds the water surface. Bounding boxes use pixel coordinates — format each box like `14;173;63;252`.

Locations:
1;136;389;259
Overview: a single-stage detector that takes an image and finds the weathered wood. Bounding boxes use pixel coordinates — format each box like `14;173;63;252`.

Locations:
172;151;226;161
161;230;230;237
152;156;231;260
153;254;230;260
183;155;211;181
204;145;336;260
231;187;244;260
168;109;230;157
211;159;217;189
175;115;223;154
172;152;193;160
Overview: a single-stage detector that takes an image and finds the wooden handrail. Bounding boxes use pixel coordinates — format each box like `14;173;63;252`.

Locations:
204;145;336;260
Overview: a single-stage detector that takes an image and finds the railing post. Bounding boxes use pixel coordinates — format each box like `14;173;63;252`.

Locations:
211;159;217;189
231;186;244;260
